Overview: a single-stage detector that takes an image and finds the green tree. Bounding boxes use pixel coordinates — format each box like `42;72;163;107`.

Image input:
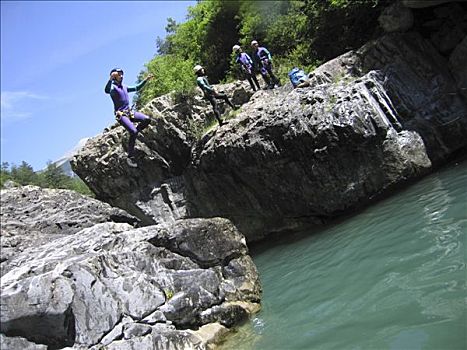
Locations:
10;161;39;186
300;0;383;62
1;159;93;197
237;0;292;49
136;0;384;105
136;54;196;108
0;162;12;187
156;17;179;55
68;177;94;196
41;161;71;189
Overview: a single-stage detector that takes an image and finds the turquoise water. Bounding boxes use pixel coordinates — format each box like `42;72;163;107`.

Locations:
221;160;467;350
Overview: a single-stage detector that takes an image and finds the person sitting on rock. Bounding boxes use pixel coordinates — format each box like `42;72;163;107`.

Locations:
194;65;238;126
251;40;281;90
105;68;153;167
233;44;261;91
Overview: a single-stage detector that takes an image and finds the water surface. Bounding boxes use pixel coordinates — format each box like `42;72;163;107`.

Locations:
221;160;466;350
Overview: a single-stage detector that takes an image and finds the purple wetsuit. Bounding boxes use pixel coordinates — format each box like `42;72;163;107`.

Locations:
105;79;150;157
236;52;254;74
236;52;260;91
254;46;280;88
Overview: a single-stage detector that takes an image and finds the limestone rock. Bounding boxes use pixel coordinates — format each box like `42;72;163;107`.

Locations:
71;81;254;228
379;2;414;33
449;36;467;101
0;185;138;272
0;218;261;349
185;32;467;241
0;334;47;350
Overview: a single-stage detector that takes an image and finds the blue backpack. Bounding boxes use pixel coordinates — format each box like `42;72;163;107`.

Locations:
288;67;307;88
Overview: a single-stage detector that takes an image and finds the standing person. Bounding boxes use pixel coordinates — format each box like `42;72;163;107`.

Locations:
233;44;261;91
251;40;281;89
194;65;238;126
104;68;153;167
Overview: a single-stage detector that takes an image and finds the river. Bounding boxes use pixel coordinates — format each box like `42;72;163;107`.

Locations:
221;159;466;350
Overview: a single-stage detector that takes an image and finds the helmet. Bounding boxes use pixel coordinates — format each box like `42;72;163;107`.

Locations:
110;68;124;75
193;65;203;74
232;44;241;52
251;40;258;46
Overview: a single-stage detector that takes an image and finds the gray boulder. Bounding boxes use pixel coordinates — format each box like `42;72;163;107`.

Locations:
0;185;138;272
0;218;260;349
0;334;47;350
379;2;414;33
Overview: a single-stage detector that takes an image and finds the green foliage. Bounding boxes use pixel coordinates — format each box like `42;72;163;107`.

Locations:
136;54;196;108
41;161;70;188
0;162;12;187
67;177;94;196
164;289;174;300
300;0;384;61
135;0;384;105
10;161;40;186
265;10;307;55
329;0;380;9
198;1;241;82
1;161;93;196
237;0;292;48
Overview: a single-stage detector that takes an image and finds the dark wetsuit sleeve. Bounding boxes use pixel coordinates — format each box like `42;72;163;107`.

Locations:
127;79;148;93
197;77;214;93
105;79;112;94
259;47;272;61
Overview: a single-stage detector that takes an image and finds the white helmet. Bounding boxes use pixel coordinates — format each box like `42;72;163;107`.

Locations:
251;40;258;46
232;44;241;52
193;65;203;73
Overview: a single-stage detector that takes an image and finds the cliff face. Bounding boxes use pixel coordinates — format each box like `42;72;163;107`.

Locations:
185;32;467;240
72;30;467;242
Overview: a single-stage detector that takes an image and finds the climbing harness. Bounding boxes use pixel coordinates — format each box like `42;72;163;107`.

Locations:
115;108;135;121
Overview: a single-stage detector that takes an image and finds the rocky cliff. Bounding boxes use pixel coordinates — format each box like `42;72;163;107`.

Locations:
1;186;260;349
72;29;467;242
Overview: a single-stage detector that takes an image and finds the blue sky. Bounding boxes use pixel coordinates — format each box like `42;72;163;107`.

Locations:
1;0;195;170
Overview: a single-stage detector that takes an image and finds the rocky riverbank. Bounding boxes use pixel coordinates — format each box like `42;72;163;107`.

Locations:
1;186;260;349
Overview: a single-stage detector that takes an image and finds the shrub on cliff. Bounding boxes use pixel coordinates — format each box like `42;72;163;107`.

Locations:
135;0;384;106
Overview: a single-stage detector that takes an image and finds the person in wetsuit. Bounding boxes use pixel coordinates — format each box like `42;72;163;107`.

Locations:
104;68;153;167
233;44;261;91
251;40;280;90
194;65;237;126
